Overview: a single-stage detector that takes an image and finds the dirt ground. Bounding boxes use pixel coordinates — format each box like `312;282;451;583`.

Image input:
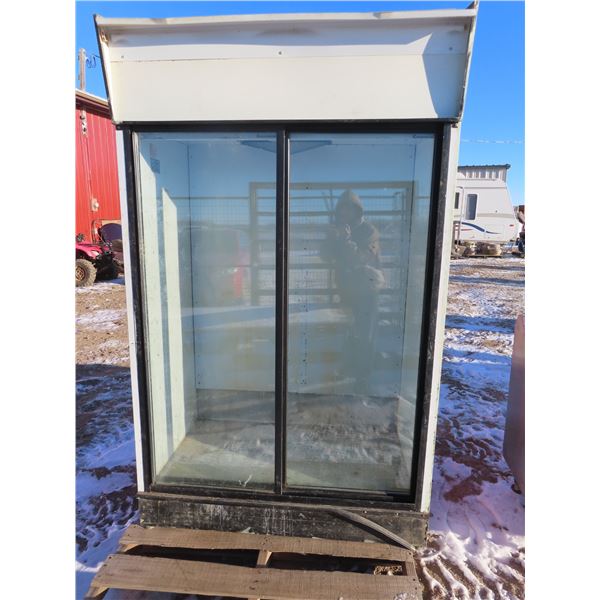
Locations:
76;279;129;367
76;257;525;600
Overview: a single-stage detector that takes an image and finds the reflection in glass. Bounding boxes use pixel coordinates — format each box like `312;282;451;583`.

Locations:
286;133;435;493
135;129;435;496
137;132;276;489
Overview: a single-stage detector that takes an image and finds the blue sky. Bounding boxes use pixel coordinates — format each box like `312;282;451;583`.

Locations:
76;1;525;204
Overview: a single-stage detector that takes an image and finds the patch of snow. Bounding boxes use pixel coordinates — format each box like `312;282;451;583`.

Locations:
76;308;126;331
76;279;125;294
416;258;524;599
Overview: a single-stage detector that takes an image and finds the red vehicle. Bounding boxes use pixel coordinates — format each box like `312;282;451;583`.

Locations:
97;222;124;272
75;234;119;287
195;227;247;305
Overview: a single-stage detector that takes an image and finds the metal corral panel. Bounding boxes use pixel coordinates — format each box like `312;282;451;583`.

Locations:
75;91;121;241
96;9;477;123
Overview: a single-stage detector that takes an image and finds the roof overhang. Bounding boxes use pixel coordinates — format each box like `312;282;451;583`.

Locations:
95;6;478;124
75;89;110;114
459;164;511;169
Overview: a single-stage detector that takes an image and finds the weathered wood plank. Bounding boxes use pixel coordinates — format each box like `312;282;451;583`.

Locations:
256;549;273;566
138;492;429;547
404;559;417;577
83;583;108;599
250;550;274;600
91;554;422;600
121;524;413;561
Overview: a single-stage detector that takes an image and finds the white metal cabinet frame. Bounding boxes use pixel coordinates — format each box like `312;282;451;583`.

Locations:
99;6;473;542
116;120;458;515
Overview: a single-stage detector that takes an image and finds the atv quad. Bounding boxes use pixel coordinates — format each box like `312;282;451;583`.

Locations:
76;235;119;287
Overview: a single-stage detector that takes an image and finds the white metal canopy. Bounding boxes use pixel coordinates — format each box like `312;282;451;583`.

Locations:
96;7;477;123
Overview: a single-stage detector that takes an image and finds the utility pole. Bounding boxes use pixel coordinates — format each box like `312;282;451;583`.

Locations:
78;48;86;91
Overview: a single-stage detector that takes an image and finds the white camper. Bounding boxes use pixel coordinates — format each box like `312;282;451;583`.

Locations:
453;173;519;253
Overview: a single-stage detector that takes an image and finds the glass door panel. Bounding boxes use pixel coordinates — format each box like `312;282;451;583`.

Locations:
136;132;277;490
286;132;435;494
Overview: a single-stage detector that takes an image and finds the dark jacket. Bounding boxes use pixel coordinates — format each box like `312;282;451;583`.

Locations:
321;191;382;300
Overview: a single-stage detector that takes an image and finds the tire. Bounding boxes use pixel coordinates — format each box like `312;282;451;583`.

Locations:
76;259;96;287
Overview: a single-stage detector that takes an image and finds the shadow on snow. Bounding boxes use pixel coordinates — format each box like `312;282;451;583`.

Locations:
449;275;524;288
445;314;516;334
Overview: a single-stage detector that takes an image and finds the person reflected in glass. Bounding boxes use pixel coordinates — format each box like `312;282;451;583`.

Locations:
321;190;385;393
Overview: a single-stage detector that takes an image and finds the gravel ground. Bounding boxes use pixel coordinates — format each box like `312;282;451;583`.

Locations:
76;257;525;600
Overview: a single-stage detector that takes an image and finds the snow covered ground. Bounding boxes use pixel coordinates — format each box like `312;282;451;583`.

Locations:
75;257;524;599
416;258;525;599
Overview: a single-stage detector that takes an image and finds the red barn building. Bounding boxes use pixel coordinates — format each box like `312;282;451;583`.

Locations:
75;89;120;242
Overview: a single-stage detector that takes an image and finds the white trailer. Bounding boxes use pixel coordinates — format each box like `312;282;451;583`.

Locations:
452;173;519;255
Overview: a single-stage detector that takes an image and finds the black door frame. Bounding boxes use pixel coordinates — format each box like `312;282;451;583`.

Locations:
120;120;450;511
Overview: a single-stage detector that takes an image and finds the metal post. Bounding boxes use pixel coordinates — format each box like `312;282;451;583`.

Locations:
249;183;259;306
274;130;289;493
78;48;87;91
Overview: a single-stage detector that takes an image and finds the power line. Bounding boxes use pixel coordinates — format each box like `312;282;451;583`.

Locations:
85;54;100;69
78;49;101;91
462;139;523;144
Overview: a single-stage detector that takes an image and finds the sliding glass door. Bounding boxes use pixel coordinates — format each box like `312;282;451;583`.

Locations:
285;132;435;494
134;127;437;499
137;132;277;490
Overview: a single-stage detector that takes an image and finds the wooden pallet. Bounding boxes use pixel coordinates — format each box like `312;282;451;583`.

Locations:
85;524;423;600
